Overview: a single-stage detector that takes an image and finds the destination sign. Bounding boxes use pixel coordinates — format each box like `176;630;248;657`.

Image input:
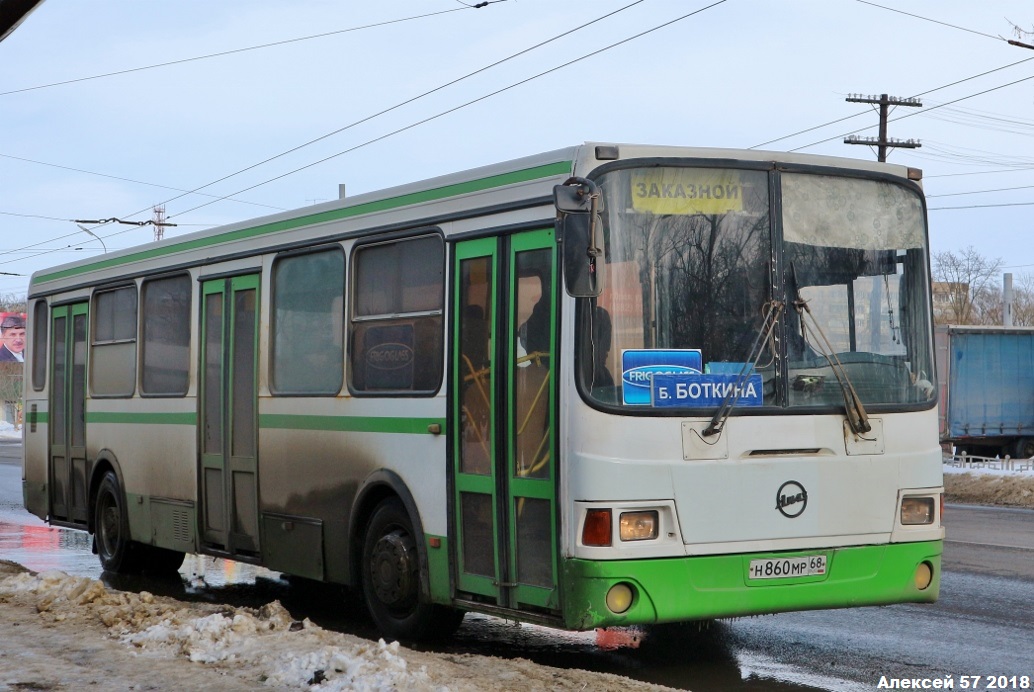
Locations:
630;169;745;215
651;372;764;408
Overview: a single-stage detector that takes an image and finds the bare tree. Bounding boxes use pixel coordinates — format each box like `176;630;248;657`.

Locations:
0;293;26;313
971;284;1003;325
931;247;1003;325
1012;273;1034;327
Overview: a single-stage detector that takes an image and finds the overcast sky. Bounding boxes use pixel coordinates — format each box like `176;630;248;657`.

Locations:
2;0;1034;298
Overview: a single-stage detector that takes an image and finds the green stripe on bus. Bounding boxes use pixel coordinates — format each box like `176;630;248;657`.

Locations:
36;160;573;284
260;413;445;435
86;411;197;425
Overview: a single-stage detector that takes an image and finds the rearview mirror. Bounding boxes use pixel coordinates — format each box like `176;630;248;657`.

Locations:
554;178;605;298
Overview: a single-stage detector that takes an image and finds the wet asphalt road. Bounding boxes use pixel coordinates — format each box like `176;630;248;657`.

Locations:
1;445;1032;691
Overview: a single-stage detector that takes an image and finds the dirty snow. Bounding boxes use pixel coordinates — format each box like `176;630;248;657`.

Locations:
943;465;1034;508
0;560;670;691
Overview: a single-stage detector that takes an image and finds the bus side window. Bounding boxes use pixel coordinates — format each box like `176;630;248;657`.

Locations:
141;274;192;396
271;247;345;396
350;234;444;394
91;285;138;397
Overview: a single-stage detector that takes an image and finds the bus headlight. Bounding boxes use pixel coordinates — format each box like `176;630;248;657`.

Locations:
900;497;935;525
619;511;658;541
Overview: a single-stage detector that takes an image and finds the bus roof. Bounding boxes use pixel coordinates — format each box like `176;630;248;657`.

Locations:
30;142;916;296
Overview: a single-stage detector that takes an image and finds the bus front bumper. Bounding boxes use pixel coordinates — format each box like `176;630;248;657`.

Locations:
560;540;942;630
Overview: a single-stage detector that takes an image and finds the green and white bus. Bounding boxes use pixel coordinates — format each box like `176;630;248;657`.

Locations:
22;143;943;641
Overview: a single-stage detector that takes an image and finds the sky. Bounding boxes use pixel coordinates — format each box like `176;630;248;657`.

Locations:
3;0;1034;299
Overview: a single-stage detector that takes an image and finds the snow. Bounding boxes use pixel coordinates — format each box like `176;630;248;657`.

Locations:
942;454;1034;476
0;420;21;441
0;567;440;690
0;562;666;691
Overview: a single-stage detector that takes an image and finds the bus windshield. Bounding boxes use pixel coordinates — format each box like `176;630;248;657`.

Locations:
579;164;936;412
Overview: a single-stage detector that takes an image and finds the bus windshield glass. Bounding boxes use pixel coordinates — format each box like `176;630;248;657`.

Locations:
579;165;936;412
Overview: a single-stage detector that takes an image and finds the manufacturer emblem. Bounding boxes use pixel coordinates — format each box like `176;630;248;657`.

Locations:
775;480;808;518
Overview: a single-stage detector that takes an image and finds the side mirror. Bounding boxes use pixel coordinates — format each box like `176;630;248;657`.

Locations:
554;178;605;298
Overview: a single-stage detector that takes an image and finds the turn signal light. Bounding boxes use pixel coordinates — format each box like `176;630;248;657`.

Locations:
583;509;612;546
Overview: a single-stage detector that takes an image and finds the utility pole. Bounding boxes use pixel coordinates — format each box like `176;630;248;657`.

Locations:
152;205;168;242
843;93;922;162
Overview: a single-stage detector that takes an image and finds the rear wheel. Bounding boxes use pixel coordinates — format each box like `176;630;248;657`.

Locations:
361;498;463;642
1015;437;1034;459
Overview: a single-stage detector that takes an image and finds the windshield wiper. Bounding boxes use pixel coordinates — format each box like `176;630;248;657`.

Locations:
790;263;871;435
702;299;784;438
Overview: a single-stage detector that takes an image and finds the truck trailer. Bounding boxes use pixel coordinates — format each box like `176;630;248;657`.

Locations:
936;325;1034;458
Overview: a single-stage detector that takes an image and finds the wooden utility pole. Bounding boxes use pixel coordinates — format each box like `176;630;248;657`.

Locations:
844;93;922;162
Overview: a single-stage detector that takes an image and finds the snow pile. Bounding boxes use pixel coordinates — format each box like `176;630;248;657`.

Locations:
0;420;20;439
943;462;1034;508
0;567;441;691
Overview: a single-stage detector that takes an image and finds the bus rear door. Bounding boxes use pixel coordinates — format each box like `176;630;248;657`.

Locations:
49;302;89;526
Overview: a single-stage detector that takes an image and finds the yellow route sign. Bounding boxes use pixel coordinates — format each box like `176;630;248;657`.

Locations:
630;169;745;215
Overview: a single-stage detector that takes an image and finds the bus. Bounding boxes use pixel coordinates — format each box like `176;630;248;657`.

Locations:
22;143;944;641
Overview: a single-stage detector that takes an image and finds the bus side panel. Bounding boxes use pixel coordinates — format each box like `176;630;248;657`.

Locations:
85;408;199;549
258;397;448;586
21;395;47;521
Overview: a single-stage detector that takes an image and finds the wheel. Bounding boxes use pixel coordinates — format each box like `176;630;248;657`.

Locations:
94;470;144;574
1015;437;1034;459
361;498;464;642
94;472;186;575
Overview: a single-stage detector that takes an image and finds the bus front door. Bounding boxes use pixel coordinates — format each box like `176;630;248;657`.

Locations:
452;229;558;611
48;302;89;526
199;275;261;558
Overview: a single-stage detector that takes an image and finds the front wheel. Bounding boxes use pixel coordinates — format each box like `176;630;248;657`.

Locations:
94;471;144;574
361;498;463;642
93;471;185;575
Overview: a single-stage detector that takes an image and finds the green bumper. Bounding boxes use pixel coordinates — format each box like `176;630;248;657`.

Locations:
561;541;942;630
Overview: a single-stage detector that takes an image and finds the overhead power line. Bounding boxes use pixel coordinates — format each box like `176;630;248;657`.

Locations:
132;0;652;217
788;71;1034;153
10;0;705;259
0;153;286;211
843;93;922;162
0;5;490;97
854;0;1004;42
926;183;1034;198
752;55;1034;150
168;0;730;220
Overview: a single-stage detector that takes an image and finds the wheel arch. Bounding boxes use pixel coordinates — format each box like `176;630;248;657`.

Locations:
87;450;123;534
348;469;430;598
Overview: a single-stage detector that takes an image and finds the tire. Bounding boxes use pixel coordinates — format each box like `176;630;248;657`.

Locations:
94;472;187;575
94;470;145;574
1015;437;1034;459
361;498;464;642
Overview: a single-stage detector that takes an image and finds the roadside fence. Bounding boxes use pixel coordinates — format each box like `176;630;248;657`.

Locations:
943;451;1034;472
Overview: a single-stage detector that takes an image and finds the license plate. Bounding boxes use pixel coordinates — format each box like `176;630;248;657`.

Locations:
748;555;827;580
